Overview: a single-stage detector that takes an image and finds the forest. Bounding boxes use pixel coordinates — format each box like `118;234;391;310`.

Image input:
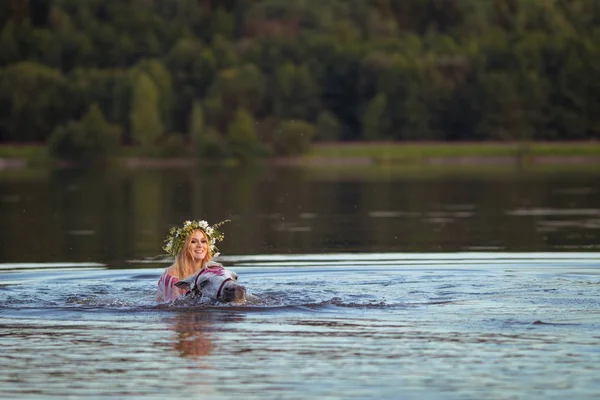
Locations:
1;0;599;163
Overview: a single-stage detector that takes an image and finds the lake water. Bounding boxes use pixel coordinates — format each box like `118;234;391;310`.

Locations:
1;166;599;399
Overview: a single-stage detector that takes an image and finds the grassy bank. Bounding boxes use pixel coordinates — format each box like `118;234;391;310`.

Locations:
307;141;600;160
0;144;50;168
1;142;600;170
286;141;600;178
0;144;48;159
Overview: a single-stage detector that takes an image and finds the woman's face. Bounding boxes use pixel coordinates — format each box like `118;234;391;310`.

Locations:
188;230;209;263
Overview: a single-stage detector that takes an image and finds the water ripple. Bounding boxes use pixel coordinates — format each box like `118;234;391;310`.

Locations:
1;254;599;399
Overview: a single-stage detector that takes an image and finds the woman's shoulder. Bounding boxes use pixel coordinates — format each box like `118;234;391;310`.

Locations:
159;265;178;280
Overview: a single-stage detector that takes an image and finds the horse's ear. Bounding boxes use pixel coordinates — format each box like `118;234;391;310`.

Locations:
175;281;190;289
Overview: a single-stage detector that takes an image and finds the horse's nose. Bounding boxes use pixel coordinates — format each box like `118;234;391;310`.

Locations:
224;285;245;294
223;285;246;301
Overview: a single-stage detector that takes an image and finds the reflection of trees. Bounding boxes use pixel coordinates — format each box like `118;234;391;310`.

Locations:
4;168;600;263
0;174;56;262
48;168;129;262
131;170;163;256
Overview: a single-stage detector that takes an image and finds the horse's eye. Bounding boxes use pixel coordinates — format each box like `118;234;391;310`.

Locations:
198;280;209;289
231;272;239;281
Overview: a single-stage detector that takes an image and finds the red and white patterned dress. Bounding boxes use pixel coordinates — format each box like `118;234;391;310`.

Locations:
156;269;190;302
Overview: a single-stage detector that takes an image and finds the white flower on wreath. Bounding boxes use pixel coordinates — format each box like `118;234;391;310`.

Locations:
162;219;230;257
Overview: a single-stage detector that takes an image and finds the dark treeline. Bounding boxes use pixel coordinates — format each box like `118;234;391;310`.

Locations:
1;0;599;161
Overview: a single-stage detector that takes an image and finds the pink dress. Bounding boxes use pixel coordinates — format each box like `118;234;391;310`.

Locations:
156;269;190;302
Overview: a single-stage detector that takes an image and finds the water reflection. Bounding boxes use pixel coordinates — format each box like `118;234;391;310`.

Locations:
169;312;215;359
0;166;599;263
168;310;244;360
1;254;599;399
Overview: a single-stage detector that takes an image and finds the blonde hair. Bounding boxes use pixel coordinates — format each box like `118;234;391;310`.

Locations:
170;229;213;279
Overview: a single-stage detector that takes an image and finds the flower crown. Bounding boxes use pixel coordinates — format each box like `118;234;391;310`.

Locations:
163;219;230;257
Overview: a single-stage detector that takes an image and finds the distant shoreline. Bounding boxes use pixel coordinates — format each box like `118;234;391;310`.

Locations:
1;141;600;170
272;154;600;168
292;141;600;167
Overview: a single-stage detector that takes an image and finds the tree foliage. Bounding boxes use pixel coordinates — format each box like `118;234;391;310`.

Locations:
272;119;316;156
130;70;163;148
315;110;340;142
0;62;73;141
48;103;121;166
227;108;266;162
0;0;598;154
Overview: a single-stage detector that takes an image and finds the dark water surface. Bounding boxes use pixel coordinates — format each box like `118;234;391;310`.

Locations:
1;166;600;399
1;166;600;261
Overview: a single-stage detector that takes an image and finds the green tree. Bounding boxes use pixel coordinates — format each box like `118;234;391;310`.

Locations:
272;62;320;121
315;110;340;142
192;48;218;94
133;59;174;132
475;71;532;141
2;0;600;146
208;8;235;40
0;61;72;141
212;35;238;69
166;37;203;79
362;93;389;141
227;108;265;162
0;21;21;66
365;8;399;40
204;64;265;132
69;67;131;130
272;120;316;156
47;7;94;72
189;99;205;146
130;71;163;149
402;71;446;141
188;99;229;160
318;44;365;140
48;103;121;166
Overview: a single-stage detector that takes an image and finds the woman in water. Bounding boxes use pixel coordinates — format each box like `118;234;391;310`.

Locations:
156;219;229;302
